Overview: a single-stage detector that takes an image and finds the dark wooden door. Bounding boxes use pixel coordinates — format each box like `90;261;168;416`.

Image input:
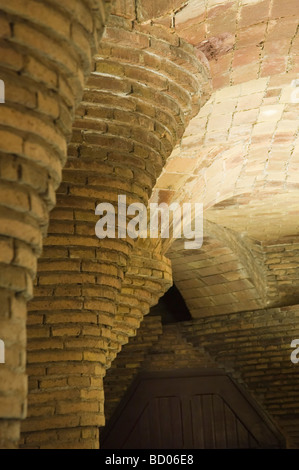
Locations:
101;369;284;449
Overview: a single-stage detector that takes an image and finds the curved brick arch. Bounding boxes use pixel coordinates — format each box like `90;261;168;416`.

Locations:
203;221;268;304
0;0;112;448
148;0;299;315
150;0;298;90
152;76;299;243
111;239;173;362
21;17;211;449
168;233;264;319
150;79;299;309
150;0;299;244
114;220;269;361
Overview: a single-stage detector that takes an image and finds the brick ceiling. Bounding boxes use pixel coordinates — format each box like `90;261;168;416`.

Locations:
146;0;299;315
1;0;298;450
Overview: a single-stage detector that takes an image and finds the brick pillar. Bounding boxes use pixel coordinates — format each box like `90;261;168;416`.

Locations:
0;0;110;448
112;240;173;360
21;19;210;448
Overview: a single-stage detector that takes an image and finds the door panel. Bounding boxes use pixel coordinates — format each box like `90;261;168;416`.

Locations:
101;370;284;449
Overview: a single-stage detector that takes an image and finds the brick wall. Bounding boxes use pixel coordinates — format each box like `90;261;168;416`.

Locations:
104;314;217;423
0;0;110;448
104;303;299;448
181;304;299;448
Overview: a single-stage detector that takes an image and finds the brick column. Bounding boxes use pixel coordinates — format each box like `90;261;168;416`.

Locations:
21;19;210;448
111;240;173;361
0;0;110;448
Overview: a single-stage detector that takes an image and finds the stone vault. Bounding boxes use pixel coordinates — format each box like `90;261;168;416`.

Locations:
0;0;298;449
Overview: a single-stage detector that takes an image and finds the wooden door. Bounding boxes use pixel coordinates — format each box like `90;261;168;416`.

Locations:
101;369;284;449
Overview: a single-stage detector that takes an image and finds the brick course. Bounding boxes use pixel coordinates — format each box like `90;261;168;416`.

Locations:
0;0;111;449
